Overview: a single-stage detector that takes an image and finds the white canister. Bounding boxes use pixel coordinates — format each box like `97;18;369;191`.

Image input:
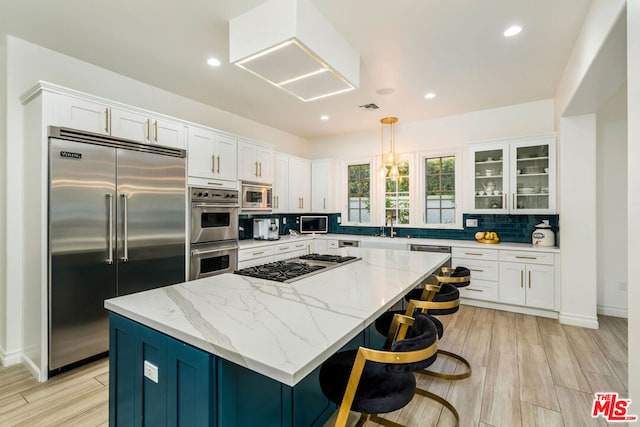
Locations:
532;223;555;246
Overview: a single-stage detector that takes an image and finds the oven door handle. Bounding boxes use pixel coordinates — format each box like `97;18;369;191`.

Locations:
191;244;239;256
191;203;239;209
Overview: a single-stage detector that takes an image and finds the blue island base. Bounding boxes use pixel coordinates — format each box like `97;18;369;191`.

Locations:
108;313;384;426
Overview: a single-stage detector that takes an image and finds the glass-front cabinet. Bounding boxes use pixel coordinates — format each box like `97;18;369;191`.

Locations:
469;134;556;214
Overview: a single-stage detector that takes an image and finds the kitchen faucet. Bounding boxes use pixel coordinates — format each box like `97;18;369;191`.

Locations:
385;216;397;238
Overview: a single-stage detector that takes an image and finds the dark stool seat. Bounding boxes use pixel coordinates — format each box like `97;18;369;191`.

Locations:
319;314;459;427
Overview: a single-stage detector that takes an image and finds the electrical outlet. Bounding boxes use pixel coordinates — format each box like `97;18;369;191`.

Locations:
542;219;550;225
465;218;478;227
619;282;628;291
282;217;286;225
337;216;341;224
143;360;158;383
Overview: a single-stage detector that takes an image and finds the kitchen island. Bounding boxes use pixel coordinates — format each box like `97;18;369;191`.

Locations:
105;247;449;426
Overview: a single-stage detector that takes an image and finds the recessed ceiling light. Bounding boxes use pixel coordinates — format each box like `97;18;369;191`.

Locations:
503;25;522;37
424;92;436;99
206;57;221;67
320;115;330;121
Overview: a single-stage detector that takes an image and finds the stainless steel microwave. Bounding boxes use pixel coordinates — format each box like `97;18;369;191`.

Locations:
241;181;272;211
300;216;328;234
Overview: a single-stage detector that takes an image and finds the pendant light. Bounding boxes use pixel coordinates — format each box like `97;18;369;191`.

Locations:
379;117;399;178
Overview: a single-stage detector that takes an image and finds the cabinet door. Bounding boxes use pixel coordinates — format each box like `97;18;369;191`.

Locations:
255;146;274;183
289;157;311;212
214;133;238;182
498;262;526;305
238;141;258;181
510;137;556;214
525;264;555;309
311;160;336;212
110;109;151;143
273;153;289;213
56;96;110;135
187;127;217;180
469;143;509;213
153;118;185;149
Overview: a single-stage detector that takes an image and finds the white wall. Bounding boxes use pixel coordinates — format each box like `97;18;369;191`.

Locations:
307;99;555;160
559;114;598;329
0;36;7;362
627;0;640;407
596;84;627;317
555;0;626;119
0;35;309;364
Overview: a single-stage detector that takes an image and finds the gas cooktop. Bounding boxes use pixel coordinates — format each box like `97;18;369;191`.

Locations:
234;253;361;283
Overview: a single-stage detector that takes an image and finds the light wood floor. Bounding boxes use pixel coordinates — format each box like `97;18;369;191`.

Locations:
0;306;628;427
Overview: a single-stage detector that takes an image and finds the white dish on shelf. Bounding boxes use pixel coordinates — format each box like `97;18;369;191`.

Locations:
518;187;535;194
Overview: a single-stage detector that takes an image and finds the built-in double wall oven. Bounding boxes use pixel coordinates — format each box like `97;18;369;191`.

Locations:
189;186;239;279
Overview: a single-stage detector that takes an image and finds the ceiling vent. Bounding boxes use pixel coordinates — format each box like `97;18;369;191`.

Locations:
229;0;360;102
359;103;379;110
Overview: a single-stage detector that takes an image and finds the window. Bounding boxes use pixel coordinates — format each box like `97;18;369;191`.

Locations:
385;160;410;224
425;155;457;225
347;163;371;223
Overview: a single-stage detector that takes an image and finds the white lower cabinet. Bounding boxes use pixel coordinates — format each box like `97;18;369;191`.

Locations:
499;257;555;310
452;247;499;302
238;240;311;269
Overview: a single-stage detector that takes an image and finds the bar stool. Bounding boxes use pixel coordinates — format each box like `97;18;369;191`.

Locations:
319;313;459;427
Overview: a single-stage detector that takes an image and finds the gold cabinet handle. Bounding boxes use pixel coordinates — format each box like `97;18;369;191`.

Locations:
146;118;150;141
516;256;537;260
520;270;524;288
252;251;265;256
259;162;262;177
302;198;304;209
211;155;216;173
469;268;484;272
255;161;259;177
529;270;532;288
154;120;158;142
512;193;516;210
105;108;110;133
217;155;220;174
464;252;483;256
207;181;223;186
323;197;326;209
278;246;290;251
465;288;483;292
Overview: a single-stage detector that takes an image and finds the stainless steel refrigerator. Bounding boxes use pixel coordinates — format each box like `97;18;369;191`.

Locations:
48;127;186;372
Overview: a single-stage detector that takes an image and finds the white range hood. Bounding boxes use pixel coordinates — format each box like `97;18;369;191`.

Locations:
229;0;360;102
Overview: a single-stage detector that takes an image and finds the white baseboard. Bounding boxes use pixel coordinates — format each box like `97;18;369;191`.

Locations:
461;298;559;319
0;347;23;367
21;353;45;382
597;304;628;318
558;312;600;329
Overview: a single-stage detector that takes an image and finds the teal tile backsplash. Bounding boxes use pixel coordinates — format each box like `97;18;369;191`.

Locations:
239;213;559;245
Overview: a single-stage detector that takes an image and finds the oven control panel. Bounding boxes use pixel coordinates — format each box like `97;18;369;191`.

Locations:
190;186;239;204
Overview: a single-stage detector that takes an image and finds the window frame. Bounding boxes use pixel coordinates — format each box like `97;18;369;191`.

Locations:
376;152;418;228
341;157;375;226
418;149;463;229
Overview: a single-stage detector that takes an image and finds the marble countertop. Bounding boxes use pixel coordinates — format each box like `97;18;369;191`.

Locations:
105;247;449;386
239;233;560;253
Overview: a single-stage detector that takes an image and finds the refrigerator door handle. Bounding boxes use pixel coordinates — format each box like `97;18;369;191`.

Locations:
121;193;129;262
106;194;114;264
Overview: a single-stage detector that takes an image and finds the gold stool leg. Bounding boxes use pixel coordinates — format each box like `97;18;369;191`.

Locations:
414;388;460;427
418;349;472;380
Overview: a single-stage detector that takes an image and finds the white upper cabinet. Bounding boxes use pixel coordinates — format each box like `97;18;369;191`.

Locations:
469;134;556;214
311;159;337;212
187;127;237;186
55;95;111;135
288;156;311;213
273;153;289;213
110;109;186;149
238;140;274;184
